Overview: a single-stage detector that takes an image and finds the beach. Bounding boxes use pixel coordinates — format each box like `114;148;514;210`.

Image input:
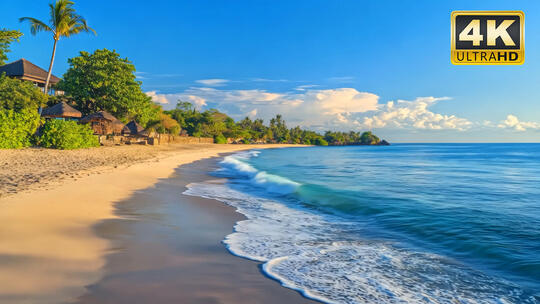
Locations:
0;144;313;304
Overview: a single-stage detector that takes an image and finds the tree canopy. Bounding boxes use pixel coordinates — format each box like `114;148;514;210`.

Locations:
19;0;96;92
0;29;22;65
0;74;48;111
57;49;159;127
165;101;385;146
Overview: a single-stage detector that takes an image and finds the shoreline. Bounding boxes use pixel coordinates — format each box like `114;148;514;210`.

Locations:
78;155;317;303
0;144;308;303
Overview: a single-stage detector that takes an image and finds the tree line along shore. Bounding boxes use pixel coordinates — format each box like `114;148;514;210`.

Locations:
0;0;389;150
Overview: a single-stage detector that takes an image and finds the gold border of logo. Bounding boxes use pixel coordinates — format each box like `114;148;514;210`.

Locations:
451;10;525;65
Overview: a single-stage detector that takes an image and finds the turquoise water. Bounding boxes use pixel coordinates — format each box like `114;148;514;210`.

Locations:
184;144;540;303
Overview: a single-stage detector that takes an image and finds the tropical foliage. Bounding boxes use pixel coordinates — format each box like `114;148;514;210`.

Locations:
57;49;160;127
38;119;99;150
19;0;96;92
145;106;181;135
0;75;47;149
0;74;48;112
323;130;381;145
0;109;41;149
165;101;382;146
0;29;22;65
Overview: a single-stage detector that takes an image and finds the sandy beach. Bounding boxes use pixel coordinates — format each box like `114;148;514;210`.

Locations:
0;144;312;304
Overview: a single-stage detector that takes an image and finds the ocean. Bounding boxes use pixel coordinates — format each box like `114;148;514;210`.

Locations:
183;144;540;304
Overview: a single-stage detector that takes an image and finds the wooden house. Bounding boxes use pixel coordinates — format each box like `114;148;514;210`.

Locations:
122;120;147;136
80;111;124;135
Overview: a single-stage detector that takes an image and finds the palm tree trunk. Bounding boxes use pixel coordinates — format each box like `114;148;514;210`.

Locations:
44;38;58;95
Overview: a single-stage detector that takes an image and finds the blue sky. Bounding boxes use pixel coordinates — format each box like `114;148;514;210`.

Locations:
2;0;540;142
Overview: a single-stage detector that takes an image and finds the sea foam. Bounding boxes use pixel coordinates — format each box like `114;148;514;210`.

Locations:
218;151;300;195
183;150;538;304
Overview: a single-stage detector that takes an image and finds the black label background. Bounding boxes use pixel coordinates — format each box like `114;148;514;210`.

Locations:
455;15;520;49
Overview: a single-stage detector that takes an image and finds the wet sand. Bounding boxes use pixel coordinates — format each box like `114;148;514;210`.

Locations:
77;157;316;304
0;144;308;304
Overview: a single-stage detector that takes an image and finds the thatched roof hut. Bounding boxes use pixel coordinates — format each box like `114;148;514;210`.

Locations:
0;59;62;94
80;111;124;135
41;102;82;120
122;120;146;136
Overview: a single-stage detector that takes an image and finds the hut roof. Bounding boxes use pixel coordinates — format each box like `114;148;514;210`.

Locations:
41;102;82;118
123;120;145;135
81;111;123;124
0;58;61;84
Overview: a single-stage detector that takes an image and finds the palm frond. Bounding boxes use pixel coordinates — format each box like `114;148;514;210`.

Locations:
19;17;53;35
21;0;95;39
67;17;96;36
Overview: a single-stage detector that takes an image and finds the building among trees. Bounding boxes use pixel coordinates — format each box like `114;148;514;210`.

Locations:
80;111;125;135
41;101;82;121
0;58;63;95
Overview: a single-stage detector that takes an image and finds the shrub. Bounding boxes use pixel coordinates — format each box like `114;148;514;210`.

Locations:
0;74;48;112
214;134;227;144
39;120;99;150
0;109;41;149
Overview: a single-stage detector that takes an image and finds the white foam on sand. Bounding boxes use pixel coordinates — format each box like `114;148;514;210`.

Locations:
182;151;536;304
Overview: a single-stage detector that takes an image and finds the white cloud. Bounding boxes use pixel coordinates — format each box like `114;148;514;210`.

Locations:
135;71;147;80
497;115;540;131
295;84;319;91
195;79;229;86
359;97;472;130
185;95;207;108
145;91;169;104
247;109;258;118
145;89;475;132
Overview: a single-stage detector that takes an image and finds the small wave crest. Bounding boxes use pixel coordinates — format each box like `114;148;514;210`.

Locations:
218;151;300;195
183;181;537;304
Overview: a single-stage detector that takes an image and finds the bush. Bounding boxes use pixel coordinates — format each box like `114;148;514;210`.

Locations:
0;74;48;112
0;109;41;149
39;120;99;150
214;134;227;144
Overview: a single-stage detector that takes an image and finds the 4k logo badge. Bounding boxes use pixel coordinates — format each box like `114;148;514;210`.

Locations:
451;11;524;65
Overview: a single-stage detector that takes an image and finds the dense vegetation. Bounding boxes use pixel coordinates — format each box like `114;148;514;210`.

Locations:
0;109;40;149
165;101;385;146
0;74;48;111
1;40;385;148
0;74;45;148
38;120;99;150
57;49;161;127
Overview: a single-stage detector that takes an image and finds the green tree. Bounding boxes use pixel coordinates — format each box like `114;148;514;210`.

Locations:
146;108;181;135
360;131;380;145
57;49;159;126
214;134;227;144
20;0;95;94
0;74;48;111
164;101;386;146
270;114;290;143
0;29;23;65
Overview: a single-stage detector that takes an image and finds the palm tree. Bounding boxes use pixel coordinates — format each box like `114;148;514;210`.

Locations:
20;0;95;94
